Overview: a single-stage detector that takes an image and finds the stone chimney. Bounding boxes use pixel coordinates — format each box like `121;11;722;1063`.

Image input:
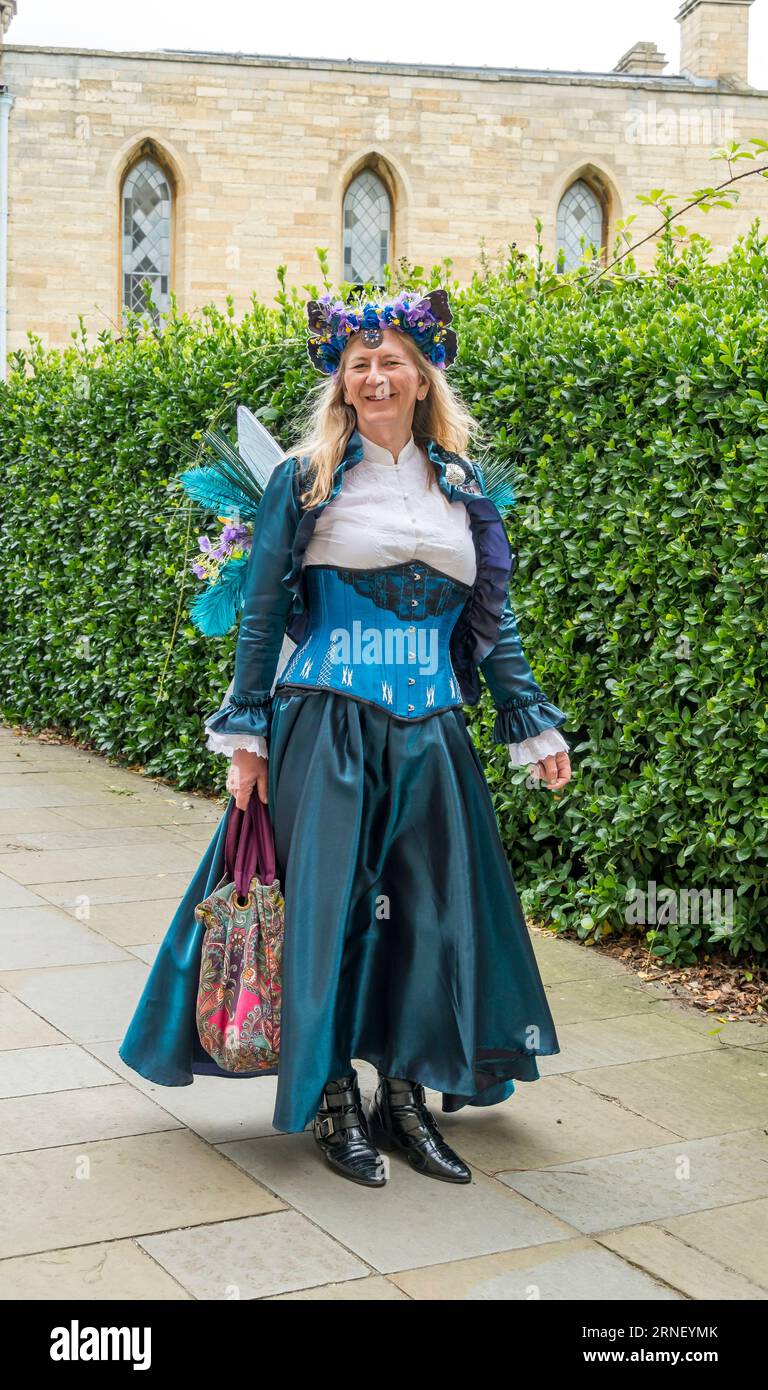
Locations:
613;42;669;76
0;1;17;49
676;0;755;85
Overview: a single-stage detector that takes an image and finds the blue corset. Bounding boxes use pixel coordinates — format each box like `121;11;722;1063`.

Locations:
274;561;473;720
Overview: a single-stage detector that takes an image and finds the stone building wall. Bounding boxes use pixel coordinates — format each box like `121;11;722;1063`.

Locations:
1;0;766;350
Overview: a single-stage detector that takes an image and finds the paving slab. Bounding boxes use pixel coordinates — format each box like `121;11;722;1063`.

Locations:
0;809;95;834
574;1047;768;1138
497;1128;768;1234
217;1133;576;1274
418;1072;679;1174
543;975;676;1025
0;840;203;887
0;785;156;811
88;1040;283;1144
268;1275;408;1299
137;1210;370;1300
0;960;154;1043
635;1000;768;1048
59;801;222;829
387;1237;682;1300
0;1081;182;1154
539;1009;722;1075
0;825;208;852
0;993;68;1050
0;1129;286;1260
26;873;199;910
0;1044;122;1099
531;932;633;982
0;873;47;909
599;1220;768;1300
657;1197;768;1290
0;1239;194;1300
0;905;131;969
61;898;186;948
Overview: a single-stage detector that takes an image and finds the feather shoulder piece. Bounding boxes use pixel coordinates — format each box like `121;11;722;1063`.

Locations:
179;406;286;636
473;449;516;518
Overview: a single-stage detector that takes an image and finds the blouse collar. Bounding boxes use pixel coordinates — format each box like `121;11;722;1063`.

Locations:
357;429;422;468
330;428;478;509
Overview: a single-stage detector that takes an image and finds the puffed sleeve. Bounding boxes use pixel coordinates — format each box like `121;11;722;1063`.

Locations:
470;461;569;753
203;456;300;757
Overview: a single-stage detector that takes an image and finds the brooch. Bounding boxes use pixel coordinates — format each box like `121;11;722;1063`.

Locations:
444;459;481;494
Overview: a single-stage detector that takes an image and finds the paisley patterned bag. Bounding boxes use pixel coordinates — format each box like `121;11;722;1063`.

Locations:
195;794;284;1073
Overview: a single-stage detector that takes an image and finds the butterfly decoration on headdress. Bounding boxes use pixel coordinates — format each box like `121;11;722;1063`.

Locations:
306;288;458;376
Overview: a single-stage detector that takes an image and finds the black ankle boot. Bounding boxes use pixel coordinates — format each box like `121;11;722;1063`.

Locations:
313;1070;387;1187
367;1073;472;1183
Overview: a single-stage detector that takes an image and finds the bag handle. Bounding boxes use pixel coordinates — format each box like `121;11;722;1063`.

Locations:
224;794;277;900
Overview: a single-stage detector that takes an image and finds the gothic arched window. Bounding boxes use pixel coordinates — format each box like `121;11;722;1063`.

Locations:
121;153;172;324
556;179;604;271
343;169;391;288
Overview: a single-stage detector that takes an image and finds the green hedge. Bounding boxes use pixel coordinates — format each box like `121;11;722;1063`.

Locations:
2;230;767;966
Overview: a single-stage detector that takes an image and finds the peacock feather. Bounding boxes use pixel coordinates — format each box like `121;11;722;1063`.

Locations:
180;407;286;637
476;451;517;517
189;556;249;637
179;465;262;523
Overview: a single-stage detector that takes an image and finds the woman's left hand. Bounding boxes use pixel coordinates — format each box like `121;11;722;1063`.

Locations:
531;750;572;791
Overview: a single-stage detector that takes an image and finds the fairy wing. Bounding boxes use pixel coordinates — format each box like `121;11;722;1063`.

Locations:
236;405;286;490
234;406;297;665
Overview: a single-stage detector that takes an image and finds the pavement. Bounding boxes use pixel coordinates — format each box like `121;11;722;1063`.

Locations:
0;721;766;1302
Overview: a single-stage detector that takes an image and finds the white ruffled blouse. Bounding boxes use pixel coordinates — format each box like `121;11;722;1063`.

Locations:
205;431;569;769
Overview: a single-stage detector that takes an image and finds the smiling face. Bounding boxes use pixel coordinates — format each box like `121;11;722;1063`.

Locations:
341;326;429;438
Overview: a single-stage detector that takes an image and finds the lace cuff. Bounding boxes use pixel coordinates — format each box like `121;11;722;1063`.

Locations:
507;727;569;767
205;730;269;759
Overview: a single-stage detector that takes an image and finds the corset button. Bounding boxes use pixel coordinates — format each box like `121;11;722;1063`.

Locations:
407;704;414;712
408;677;415;685
411;599;417;607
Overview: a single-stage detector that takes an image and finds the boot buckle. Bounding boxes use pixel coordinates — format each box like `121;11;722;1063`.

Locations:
316;1114;335;1138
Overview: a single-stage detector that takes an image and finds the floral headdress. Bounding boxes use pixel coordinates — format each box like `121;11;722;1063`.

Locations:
306;288;458;376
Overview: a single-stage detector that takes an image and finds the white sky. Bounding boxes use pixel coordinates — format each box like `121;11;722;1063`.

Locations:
6;0;768;90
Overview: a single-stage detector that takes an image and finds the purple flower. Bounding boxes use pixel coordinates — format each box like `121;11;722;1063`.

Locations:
220;522;249;546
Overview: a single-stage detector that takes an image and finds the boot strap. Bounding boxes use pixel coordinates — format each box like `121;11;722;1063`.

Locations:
315;1110;364;1138
382;1080;426;1103
386;1106;436;1137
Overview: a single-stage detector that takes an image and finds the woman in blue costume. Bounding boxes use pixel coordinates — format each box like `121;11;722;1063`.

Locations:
120;289;572;1188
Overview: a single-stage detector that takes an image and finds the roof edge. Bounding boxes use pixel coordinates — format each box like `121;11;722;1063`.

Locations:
1;42;748;92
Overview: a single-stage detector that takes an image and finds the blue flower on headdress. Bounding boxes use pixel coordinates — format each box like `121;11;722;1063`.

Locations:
306;287;457;375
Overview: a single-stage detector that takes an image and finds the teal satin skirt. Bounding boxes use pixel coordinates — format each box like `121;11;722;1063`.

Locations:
119;689;560;1133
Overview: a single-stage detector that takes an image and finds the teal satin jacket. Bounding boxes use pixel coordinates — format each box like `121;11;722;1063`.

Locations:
204;428;568;748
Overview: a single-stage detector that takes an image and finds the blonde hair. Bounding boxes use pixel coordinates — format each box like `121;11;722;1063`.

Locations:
286;330;485;510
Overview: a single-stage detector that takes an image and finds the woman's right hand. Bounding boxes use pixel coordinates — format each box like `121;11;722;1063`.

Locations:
226;748;269;809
